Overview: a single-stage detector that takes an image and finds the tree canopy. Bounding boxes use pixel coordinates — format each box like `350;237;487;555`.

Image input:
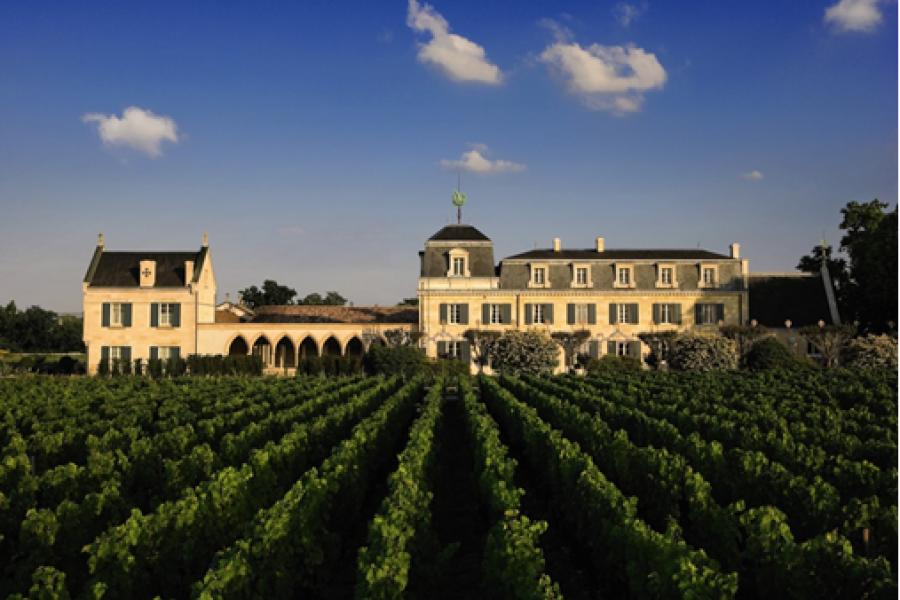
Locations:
798;199;897;333
0;301;84;353
238;281;348;309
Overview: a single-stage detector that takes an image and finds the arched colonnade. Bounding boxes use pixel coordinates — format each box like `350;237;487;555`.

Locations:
226;333;386;369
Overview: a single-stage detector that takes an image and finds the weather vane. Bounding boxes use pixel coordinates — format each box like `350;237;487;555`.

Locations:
452;172;466;225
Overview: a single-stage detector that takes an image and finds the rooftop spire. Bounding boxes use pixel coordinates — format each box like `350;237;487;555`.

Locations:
451;174;466;225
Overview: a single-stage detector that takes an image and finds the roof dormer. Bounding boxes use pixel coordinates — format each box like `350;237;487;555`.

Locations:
140;259;156;288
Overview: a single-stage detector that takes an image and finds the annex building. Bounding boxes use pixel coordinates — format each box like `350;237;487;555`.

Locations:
82;222;839;374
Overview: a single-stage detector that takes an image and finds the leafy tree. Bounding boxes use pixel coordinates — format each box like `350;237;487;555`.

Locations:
719;324;771;358
800;323;856;368
363;345;425;378
463;328;501;373
382;328;424;347
668;333;738;372
843;334;898;369
743;337;811;371
297;291;347;306
490;330;559;376
396;298;419;306
637;331;678;369
550;330;591;372
0;301;84;352
238;280;297;308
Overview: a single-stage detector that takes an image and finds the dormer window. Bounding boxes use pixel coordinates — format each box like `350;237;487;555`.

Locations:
528;263;549;288
613;263;635;289
139;260;156;288
570;263;592;288
699;264;719;288
656;264;678;289
447;248;470;277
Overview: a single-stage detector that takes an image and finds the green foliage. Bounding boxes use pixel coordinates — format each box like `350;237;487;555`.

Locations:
843;334;898;369
669;332;738;371
364;345;426;378
237;280;298;309
296;291;348;306
490;330;559;377
743;337;811;371
800;324;856;368
719;324;771;358
424;356;470;378
0;301;84;353
585;354;642;374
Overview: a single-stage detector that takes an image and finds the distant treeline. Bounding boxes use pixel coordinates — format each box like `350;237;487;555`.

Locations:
0;302;84;353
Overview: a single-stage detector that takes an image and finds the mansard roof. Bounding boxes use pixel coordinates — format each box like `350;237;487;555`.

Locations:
748;273;836;327
250;305;418;324
427;224;492;242
85;248;207;287
503;248;730;261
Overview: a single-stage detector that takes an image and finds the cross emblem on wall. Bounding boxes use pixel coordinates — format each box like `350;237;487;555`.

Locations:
142;268;152;278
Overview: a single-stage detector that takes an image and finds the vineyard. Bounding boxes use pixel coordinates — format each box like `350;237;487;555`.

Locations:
0;370;896;599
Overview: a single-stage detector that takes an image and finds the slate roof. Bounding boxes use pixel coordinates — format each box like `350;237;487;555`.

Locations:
748;273;835;328
503;248;730;261
427;224;492;242
85;249;206;287
250;305;419;324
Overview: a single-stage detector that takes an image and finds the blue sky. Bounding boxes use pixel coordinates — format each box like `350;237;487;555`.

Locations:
1;0;896;312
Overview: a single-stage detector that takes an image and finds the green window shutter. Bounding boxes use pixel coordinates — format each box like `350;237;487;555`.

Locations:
150;303;159;328
587;304;596;325
150;346;159;360
607;341;616;355
502;304;512;324
629;304;639;324
482;303;491;325
717;304;725;323
567;304;576;325
439;304;448;323
695;304;703;325
674;304;682;324
524;304;533;325
123;304;132;327
629;341;641;358
609;303;617;325
437;341;447;356
122;347;132;362
172;304;181;328
101;346;110;361
589;341;600;359
545;304;554;324
461;341;471;364
102;303;110;327
460;304;469;325
171;347;181;360
652;304;661;324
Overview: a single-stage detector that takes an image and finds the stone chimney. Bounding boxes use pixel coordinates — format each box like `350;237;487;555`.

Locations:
553;238;561;252
185;260;194;286
139;260;156;288
730;243;740;259
596;237;605;252
98;233;104;248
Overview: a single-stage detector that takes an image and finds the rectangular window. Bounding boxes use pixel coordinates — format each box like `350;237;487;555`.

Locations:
533;304;546;324
452;257;466;276
574;304;588;325
576;267;587;285
534;268;546;284
158;346;177;361
109;346;123;360
448;341;462;358
449;304;462;324
618;267;631;285
159;303;173;326
661;267;673;285
700;304;717;324
660;304;673;324
702;267;716;284
618;304;630;324
616;342;630;356
111;303;124;326
490;304;504;324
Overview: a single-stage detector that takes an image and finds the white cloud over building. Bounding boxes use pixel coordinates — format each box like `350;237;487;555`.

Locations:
82;107;179;157
440;144;525;175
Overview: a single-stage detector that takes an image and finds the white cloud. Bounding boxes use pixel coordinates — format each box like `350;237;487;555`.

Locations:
741;170;764;181
82;106;179;157
613;3;647;27
440;144;525;175
824;0;885;32
538;18;574;43
539;42;666;115
406;0;503;84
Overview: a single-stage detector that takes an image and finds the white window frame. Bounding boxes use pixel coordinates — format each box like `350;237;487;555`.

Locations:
490;304;504;324
656;264;678;289
159;303;174;327
452;257;466;276
533;304;546;325
448;304;462;325
570;263;592;288
699;304;717;325
446;248;470;277
110;303;125;327
618;304;630;325
659;304;674;324
700;264;718;288
528;263;549;288
616;342;630;356
109;346;124;360
448;341;462;358
613;263;635;289
158;346;177;361
574;304;589;326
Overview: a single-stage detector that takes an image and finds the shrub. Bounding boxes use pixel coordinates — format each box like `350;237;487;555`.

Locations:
669;332;738;372
490;329;559;377
585;354;643;374
844;334;898;369
364;345;426;378
743;337;810;371
97;357;110;377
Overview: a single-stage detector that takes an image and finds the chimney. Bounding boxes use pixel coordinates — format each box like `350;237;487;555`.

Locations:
596;237;605;252
139;260;156;288
730;243;740;259
98;233;104;248
553;238;561;252
185;260;194;286
203;233;209;247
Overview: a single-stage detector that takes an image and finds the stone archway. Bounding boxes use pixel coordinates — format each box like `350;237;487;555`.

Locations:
298;336;319;358
274;337;296;368
322;336;342;356
345;336;364;356
252;335;274;366
228;336;249;355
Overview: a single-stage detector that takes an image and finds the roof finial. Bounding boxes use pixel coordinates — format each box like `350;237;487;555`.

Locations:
451;173;466;225
203;233;209;247
98;233;104;247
